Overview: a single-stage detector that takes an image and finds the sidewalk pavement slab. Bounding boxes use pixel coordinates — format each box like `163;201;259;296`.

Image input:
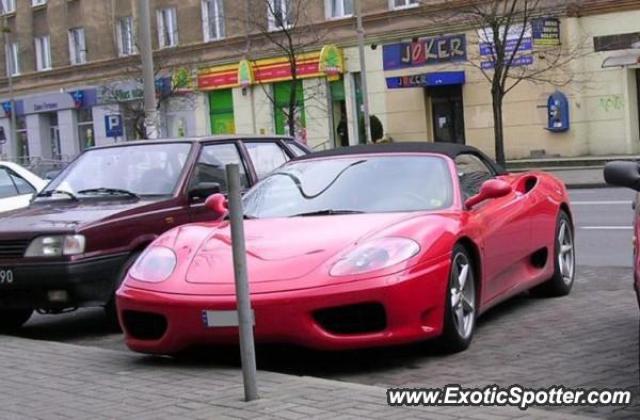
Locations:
0;336;597;420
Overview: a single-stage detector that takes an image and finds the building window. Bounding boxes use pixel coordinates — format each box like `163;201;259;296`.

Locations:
157;7;179;48
31;0;46;7
117;16;136;57
202;0;225;42
68;27;87;65
78;108;94;152
268;0;292;31
390;0;418;9
5;42;19;76
326;0;353;19
1;0;16;14
34;35;52;71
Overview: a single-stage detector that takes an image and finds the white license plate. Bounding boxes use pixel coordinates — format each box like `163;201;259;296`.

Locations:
0;269;14;285
202;310;255;328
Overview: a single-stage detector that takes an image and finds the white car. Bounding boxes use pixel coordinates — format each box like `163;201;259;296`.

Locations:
0;162;48;213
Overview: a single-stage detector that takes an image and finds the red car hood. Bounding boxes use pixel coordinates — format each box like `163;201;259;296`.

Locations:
185;213;414;284
129;211;459;296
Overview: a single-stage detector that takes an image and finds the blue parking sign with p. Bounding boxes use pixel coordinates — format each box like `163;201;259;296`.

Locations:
105;115;123;138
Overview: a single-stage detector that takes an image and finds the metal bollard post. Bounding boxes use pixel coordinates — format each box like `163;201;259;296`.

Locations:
226;164;259;401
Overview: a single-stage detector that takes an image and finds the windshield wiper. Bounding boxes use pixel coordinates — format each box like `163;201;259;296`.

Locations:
36;190;78;201
78;188;139;199
289;209;365;217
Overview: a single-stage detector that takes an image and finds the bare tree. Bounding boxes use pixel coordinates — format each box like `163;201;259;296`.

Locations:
423;0;585;165
244;0;330;140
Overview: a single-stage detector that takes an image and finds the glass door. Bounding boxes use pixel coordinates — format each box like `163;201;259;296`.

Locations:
429;85;466;144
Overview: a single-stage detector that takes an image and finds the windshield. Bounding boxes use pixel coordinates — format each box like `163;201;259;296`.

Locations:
42;143;192;197
243;155;453;218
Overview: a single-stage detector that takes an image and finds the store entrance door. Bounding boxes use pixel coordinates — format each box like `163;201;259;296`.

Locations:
429;85;466;144
48;113;62;160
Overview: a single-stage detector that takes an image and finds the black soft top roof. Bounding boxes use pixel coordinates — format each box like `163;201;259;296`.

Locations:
294;143;506;175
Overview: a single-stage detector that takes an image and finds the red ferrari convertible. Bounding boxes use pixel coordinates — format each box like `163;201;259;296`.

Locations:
116;143;575;355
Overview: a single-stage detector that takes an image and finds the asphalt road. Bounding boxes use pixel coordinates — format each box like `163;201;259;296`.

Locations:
570;187;637;268
9;187;640;418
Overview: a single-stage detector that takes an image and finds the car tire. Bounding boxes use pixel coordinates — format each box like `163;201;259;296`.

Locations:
438;244;477;353
532;211;575;297
0;308;33;332
104;251;141;330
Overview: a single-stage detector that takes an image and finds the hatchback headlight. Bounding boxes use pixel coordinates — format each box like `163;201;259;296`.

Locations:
330;237;420;277
128;246;177;283
25;235;86;257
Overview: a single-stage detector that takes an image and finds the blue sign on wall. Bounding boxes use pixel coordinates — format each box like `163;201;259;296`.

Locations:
105;115;124;138
386;71;466;89
532;17;560;47
383;34;467;71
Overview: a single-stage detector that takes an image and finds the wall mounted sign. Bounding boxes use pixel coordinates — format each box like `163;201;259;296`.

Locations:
199;46;344;91
382;34;467;71
532;18;560;47
24;90;97;114
318;44;344;76
1;100;24;118
386;71;466;89
237;60;255;88
481;55;534;70
478;24;534;70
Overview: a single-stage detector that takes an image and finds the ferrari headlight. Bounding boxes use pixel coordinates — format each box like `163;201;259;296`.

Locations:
330;237;420;277
25;235;86;257
129;246;177;283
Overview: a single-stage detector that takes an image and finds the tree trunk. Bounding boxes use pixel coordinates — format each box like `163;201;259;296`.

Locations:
288;76;297;138
491;88;506;167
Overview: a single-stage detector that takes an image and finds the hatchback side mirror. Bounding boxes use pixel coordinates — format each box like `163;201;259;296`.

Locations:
465;179;512;209
189;182;221;200
604;161;640;191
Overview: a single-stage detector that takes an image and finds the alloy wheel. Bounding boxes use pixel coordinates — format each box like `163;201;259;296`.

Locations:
558;220;575;285
450;253;475;340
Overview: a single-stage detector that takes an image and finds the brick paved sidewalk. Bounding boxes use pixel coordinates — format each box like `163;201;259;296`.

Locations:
0;336;595;420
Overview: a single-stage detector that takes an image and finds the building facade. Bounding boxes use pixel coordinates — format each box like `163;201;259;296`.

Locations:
0;0;639;162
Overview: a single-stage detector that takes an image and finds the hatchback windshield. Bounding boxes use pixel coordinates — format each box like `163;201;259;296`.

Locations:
243;155;453;218
41;143;192;198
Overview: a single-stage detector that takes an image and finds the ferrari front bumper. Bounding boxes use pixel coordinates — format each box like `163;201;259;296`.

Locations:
116;258;451;354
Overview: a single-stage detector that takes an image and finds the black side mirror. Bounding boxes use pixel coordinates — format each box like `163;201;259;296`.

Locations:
604;161;640;191
189;182;221;200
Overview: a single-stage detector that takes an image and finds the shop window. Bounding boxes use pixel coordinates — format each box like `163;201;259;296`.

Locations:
16;116;28;162
273;80;305;139
209;89;235;134
78;108;94;152
352;72;365;144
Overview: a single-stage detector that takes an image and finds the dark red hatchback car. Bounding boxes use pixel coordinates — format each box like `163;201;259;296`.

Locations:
0;136;309;330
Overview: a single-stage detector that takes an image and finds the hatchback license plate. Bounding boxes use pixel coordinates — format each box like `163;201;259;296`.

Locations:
0;269;14;285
